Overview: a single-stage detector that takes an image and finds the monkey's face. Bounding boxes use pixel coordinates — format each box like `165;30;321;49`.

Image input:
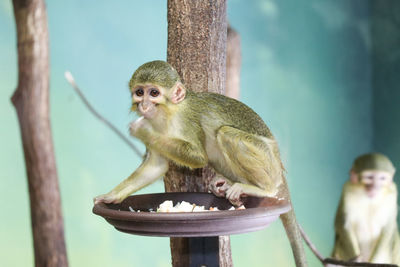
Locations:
359;170;393;198
131;84;166;119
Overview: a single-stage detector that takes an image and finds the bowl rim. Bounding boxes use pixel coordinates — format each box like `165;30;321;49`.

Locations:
92;192;291;222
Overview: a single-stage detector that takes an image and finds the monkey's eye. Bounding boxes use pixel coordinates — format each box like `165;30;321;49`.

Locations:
150;89;160;97
135;88;144;97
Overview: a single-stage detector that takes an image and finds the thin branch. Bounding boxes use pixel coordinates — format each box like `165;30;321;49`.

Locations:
64;71;142;158
299;226;398;267
299;225;325;262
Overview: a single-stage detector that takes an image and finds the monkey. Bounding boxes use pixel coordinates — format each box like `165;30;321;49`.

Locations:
94;60;307;267
330;153;400;265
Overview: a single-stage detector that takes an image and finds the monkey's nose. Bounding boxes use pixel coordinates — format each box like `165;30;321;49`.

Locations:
139;104;149;112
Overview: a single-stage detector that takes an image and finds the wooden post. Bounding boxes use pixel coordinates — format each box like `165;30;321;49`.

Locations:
165;0;232;266
226;25;241;100
11;0;68;266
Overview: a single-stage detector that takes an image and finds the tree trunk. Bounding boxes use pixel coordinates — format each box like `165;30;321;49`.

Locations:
226;25;241;100
11;0;68;266
165;0;232;266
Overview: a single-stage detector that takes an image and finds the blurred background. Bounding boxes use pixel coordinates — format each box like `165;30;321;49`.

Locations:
1;0;399;266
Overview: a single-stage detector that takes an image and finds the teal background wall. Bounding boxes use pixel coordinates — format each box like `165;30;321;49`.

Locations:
0;1;397;266
371;1;400;203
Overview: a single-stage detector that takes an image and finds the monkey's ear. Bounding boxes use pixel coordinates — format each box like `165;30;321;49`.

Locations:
170;82;186;104
349;170;358;184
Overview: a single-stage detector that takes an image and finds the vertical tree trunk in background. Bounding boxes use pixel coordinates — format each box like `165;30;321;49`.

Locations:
11;0;68;266
226;26;241;100
165;0;232;266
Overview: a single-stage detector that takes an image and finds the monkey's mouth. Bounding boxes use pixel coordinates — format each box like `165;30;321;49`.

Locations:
365;186;379;198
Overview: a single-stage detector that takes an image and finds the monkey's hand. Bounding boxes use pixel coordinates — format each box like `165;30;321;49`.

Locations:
93;192;123;205
130;117;154;141
209;176;233;197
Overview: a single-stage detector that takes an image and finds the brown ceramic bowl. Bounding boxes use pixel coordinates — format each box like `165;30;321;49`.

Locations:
93;192;291;237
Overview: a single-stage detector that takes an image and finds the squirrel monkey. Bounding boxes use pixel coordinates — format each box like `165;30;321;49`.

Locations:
331;153;400;265
94;60;307;267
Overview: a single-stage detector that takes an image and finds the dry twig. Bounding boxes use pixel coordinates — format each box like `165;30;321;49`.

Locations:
64;71;142;158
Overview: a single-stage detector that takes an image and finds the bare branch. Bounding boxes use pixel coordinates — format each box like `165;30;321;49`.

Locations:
299;225;325;262
64;71;142;158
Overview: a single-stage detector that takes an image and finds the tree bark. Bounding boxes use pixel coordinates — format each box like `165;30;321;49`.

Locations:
226;25;241;100
165;0;232;266
11;0;68;266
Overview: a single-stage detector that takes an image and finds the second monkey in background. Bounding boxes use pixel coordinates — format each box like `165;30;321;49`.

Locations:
331;153;400;265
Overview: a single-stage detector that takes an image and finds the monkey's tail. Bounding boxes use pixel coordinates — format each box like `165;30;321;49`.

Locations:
298;224;325;262
280;209;308;267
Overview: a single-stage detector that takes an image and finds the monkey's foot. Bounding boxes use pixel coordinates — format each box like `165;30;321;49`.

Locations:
209;176;233;197
226;183;246;206
93;193;122;205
